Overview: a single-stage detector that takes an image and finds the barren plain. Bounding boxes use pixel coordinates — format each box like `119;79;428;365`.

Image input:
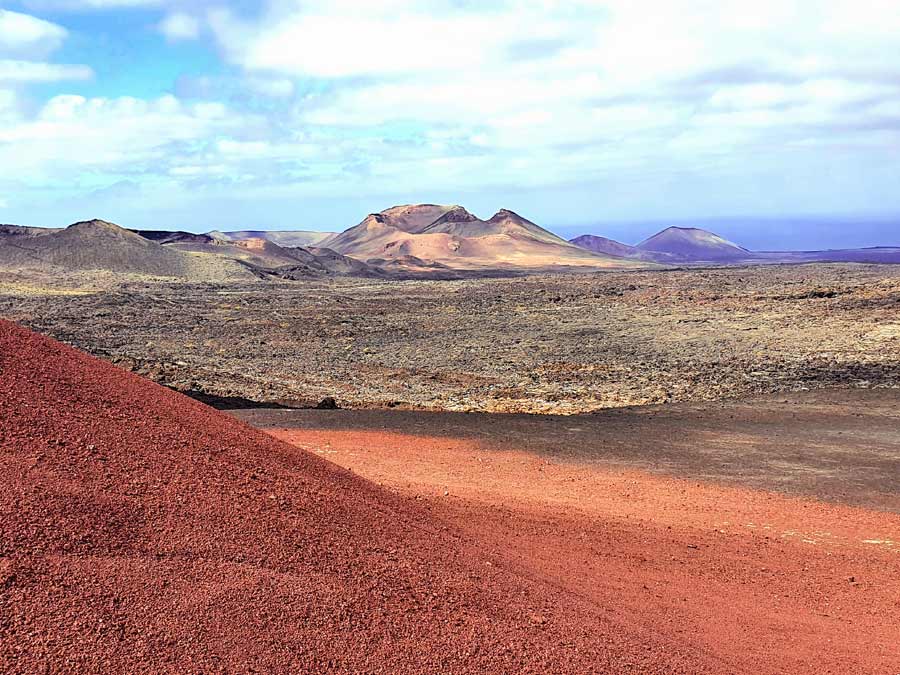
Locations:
2;263;899;414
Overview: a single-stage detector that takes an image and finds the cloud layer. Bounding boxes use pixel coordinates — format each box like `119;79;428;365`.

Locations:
1;0;899;236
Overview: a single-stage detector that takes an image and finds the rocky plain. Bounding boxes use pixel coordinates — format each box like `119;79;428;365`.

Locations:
3;262;899;414
4;256;900;674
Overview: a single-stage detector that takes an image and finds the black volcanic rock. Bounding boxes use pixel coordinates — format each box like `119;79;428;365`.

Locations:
133;230;215;245
431;206;480;224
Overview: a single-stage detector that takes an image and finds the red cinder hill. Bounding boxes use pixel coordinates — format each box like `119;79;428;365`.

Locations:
0;321;713;674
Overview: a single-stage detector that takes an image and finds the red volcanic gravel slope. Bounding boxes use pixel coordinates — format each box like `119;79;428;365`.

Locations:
0;320;726;674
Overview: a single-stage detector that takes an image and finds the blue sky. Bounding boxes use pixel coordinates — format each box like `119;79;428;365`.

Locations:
1;1;899;248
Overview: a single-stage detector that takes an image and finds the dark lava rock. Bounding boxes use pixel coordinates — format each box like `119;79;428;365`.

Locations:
316;396;340;410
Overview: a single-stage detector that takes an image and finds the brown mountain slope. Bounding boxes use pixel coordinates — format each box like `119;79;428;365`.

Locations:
0;220;193;276
327;205;651;270
0;320;713;673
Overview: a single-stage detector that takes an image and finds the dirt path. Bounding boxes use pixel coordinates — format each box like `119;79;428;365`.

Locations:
241;392;900;674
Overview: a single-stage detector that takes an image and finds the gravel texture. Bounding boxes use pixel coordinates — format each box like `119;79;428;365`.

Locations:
2;264;899;414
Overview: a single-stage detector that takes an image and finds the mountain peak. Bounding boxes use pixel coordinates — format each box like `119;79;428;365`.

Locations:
658;226;710;235
430;205;480;225
376;204;453;233
487;208;526;223
637;226;749;260
486;210;550;233
67;219;124;232
64;219;146;243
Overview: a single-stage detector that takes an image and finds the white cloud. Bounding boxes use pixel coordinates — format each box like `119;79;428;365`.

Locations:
245;77;295;98
159;11;200;41
0;59;93;83
0;93;257;184
0;10;93;88
0;9;67;58
5;0;900;226
209;2;580;79
708;79;896;112
201;0;900;182
216;139;272;158
0;88;18;113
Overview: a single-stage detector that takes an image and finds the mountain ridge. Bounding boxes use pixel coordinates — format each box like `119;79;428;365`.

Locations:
5;211;898;279
326;204;641;270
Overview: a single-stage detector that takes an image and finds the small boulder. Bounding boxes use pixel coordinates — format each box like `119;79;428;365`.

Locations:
316;396;339;410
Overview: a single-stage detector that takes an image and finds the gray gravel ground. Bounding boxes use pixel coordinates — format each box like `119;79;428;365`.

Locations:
2;263;899;414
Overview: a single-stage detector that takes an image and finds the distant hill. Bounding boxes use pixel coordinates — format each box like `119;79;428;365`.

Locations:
0;220;381;281
569;234;638;258
571;225;900;265
327;204;648;270
567;234;680;262
132;229;214;245
0;224;60;237
0;220;194;276
636;227;750;261
570;226;750;264
212;230;336;248
148;235;386;280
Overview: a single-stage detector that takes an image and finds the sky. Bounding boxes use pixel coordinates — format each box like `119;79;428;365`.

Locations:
0;0;899;248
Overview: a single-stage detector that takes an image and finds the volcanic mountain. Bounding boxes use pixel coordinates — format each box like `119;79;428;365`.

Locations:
570;227;753;264
326;204;649;270
0;220;193;276
567;234;680;262
636;227;750;261
0;220;383;280
0;320;705;673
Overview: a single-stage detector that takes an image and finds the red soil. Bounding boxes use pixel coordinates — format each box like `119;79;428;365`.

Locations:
1;319;725;674
269;428;900;675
